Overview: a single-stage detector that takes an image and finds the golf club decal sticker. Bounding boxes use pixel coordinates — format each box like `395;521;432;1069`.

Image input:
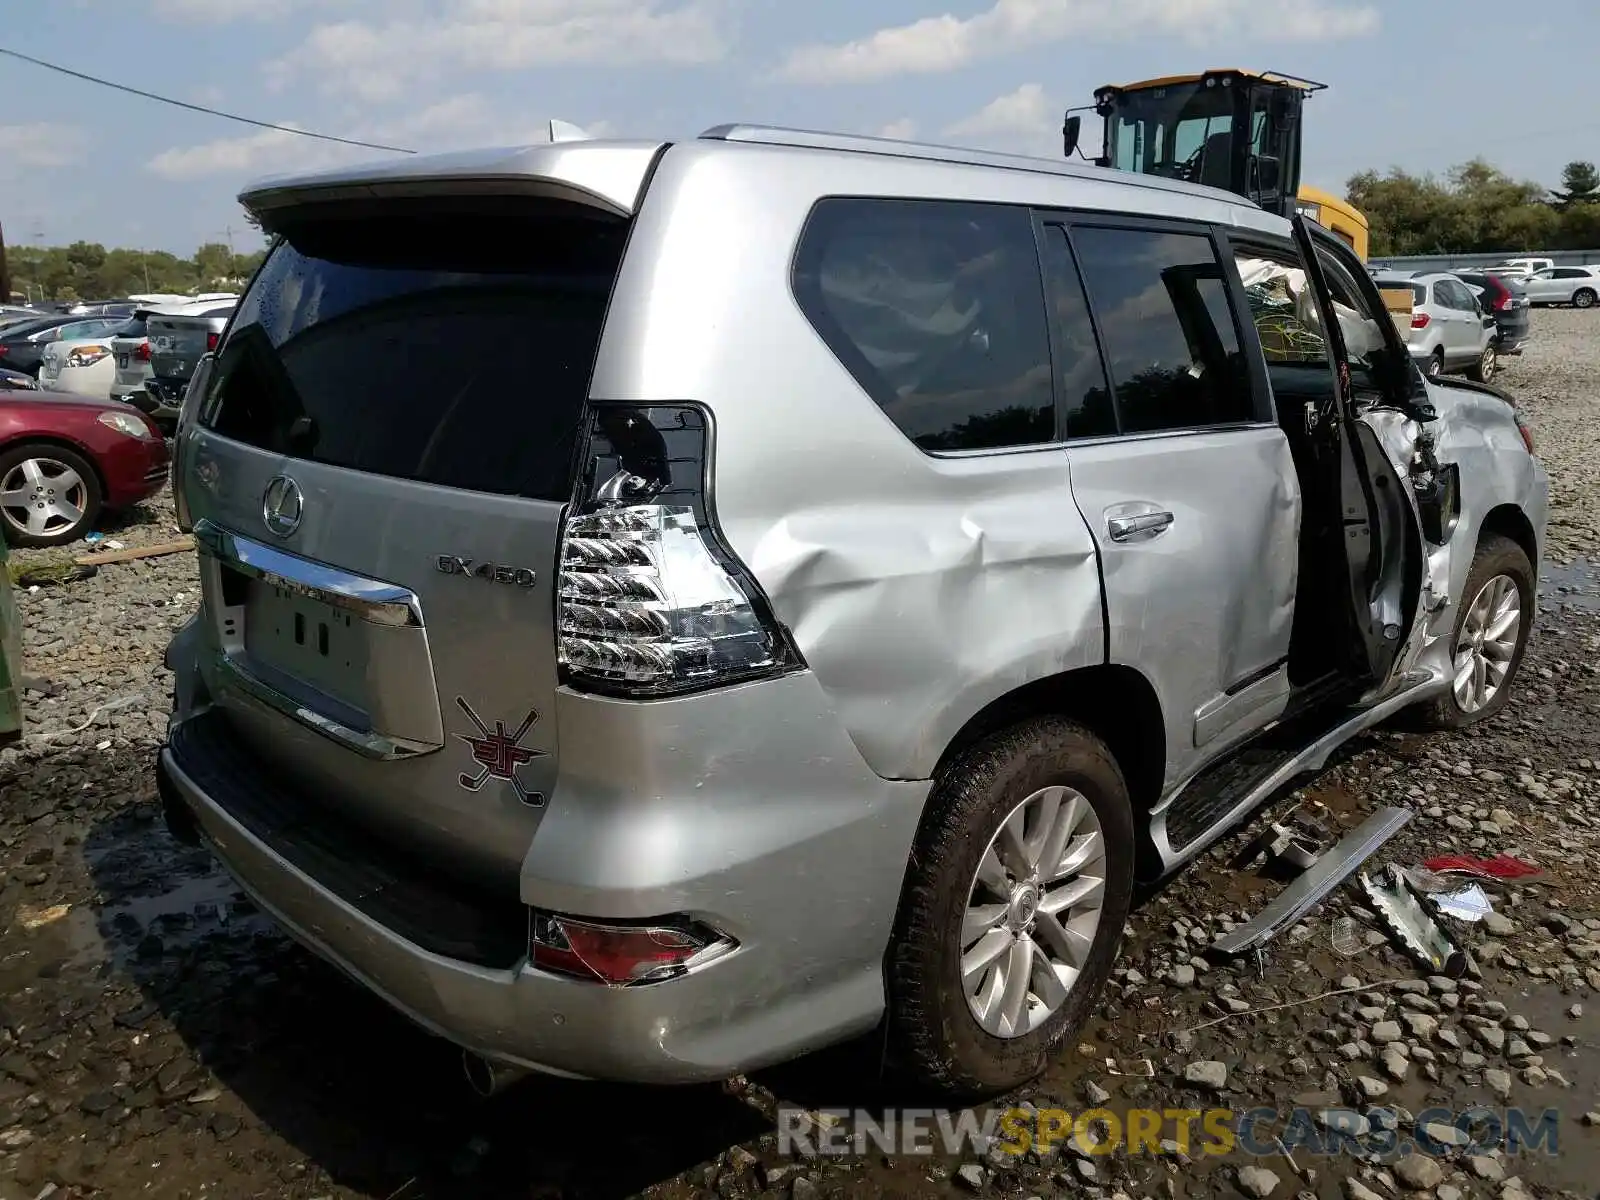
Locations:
454;696;547;807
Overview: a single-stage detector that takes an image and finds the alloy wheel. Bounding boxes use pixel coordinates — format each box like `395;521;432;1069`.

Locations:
0;456;89;541
1452;573;1522;714
960;785;1106;1038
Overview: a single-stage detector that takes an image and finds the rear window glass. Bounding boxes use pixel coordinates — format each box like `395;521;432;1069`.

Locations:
200;201;628;501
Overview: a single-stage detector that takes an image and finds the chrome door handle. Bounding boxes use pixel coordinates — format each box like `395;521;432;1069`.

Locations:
1107;510;1174;542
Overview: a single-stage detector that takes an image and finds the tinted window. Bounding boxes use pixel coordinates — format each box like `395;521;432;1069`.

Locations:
201;306;235;318
1555;268;1589;279
1035;227;1115;438
200;201;628;500
1072;225;1256;434
792;198;1055;453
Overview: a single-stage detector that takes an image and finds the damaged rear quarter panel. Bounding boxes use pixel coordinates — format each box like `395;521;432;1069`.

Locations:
590;142;1118;781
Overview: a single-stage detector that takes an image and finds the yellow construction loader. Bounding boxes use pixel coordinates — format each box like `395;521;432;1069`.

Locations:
1063;69;1371;261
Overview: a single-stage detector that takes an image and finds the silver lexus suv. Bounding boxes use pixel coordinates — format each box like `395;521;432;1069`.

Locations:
158;125;1547;1099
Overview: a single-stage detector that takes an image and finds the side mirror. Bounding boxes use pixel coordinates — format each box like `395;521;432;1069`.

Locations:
1062;114;1081;159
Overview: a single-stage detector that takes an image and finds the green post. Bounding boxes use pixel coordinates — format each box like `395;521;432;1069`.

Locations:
0;539;23;745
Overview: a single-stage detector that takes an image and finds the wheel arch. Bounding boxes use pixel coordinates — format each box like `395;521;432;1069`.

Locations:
1479;502;1539;579
933;663;1166;824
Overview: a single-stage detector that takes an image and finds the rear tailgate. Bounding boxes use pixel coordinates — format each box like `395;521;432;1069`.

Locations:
183;152;657;891
110;335;150;391
148;316;212;382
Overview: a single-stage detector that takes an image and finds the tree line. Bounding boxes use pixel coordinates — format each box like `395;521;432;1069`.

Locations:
5;241;268;305
1351;159;1600;258
6;157;1597;296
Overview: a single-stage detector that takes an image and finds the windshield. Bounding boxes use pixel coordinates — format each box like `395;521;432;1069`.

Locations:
1106;82;1240;189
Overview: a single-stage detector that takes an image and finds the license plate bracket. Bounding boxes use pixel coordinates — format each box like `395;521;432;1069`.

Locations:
243;583;370;710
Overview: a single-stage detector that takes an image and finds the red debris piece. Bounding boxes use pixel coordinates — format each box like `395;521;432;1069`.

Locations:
1420;853;1545;881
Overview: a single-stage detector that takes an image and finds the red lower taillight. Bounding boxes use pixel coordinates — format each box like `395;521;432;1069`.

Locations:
1411;313;1430;329
205;332;219;352
531;914;734;985
136;341;151;361
1494;291;1510;312
1517;417;1536;455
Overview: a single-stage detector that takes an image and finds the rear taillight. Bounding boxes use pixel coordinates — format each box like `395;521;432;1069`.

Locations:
1411;313;1430;329
136;341;151;362
531;913;735;986
205;332;219;352
556;403;802;697
1517;415;1536;455
0;346;9;357
171;353;216;532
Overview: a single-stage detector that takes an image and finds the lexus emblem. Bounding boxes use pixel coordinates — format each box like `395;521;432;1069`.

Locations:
261;474;303;538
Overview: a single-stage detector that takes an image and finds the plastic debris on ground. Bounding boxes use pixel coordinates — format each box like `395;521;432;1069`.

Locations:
1430;882;1494;923
1360;864;1469;977
1420;853;1545;881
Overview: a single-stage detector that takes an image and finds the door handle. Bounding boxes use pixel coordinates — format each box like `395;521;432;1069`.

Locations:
1107;510;1174;542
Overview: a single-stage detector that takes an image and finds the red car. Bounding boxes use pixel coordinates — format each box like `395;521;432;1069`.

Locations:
0;394;169;547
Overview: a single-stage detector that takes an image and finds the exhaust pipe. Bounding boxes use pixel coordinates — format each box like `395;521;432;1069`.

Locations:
462;1050;529;1098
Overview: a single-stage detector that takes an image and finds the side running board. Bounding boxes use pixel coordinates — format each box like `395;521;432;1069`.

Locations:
1211;806;1412;956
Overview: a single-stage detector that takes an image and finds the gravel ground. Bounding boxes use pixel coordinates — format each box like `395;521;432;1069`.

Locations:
0;308;1597;1200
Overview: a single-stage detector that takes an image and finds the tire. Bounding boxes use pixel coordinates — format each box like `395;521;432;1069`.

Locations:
1573;288;1597;309
1412;533;1534;730
0;442;103;548
1426;349;1444;380
888;717;1134;1099
1467;344;1497;383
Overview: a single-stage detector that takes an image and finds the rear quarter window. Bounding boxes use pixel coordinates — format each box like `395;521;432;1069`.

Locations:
199;200;629;500
791;198;1056;454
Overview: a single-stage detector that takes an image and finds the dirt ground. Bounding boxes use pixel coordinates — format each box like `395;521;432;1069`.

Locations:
1;310;1598;1200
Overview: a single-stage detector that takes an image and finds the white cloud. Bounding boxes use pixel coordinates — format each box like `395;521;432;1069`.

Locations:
0;124;90;168
944;83;1056;155
877;118;919;141
267;0;730;103
143;95;608;181
780;0;1379;84
150;0;330;20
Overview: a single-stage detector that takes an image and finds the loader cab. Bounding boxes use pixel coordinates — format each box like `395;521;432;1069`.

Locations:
1070;69;1320;220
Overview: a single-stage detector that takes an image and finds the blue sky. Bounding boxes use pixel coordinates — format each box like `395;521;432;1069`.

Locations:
3;0;1596;255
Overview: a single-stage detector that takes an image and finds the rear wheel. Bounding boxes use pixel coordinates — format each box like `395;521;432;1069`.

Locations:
1412;533;1534;730
888;718;1133;1099
1573;287;1597;309
1426;349;1444;380
0;443;102;548
1468;343;1497;383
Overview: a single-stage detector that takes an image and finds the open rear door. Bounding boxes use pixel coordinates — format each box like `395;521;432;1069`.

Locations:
1290;215;1426;691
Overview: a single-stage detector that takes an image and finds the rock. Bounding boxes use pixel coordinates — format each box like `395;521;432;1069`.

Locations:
1343;1181;1385;1200
1403;1013;1438;1041
1484;1068;1513;1100
1380;1046;1409;1081
791;1178;820;1200
955;1164;986;1192
1184;1060;1227;1090
1370;1020;1403;1044
1568;1004;1583;1019
1355;1076;1389;1100
1467;1155;1505;1181
1393;1153;1444;1190
1237;1165;1281;1198
1169;964;1196;987
1484;913;1515;937
1083;1079;1111;1106
1422;1121;1471;1148
1477;1025;1506;1053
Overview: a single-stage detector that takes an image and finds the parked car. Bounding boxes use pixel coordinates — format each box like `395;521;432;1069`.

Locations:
1523;265;1600;308
36;317;142;399
134;301;237;430
0;368;38;391
0;391;168;546
0;313;125;376
1455;270;1532;356
63;300;138;318
0;305;45;329
1497;257;1553;277
157;129;1546;1099
1375;271;1496;380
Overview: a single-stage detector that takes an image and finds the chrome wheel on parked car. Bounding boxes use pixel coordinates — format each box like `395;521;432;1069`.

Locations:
0;444;103;548
961;784;1106;1038
1452;573;1522;714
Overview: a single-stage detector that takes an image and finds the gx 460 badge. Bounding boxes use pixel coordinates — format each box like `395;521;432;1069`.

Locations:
437;556;537;588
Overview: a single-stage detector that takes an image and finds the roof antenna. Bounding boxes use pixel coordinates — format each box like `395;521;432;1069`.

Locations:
548;119;590;143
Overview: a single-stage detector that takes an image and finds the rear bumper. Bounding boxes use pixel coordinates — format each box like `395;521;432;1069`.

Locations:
158;661;930;1084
